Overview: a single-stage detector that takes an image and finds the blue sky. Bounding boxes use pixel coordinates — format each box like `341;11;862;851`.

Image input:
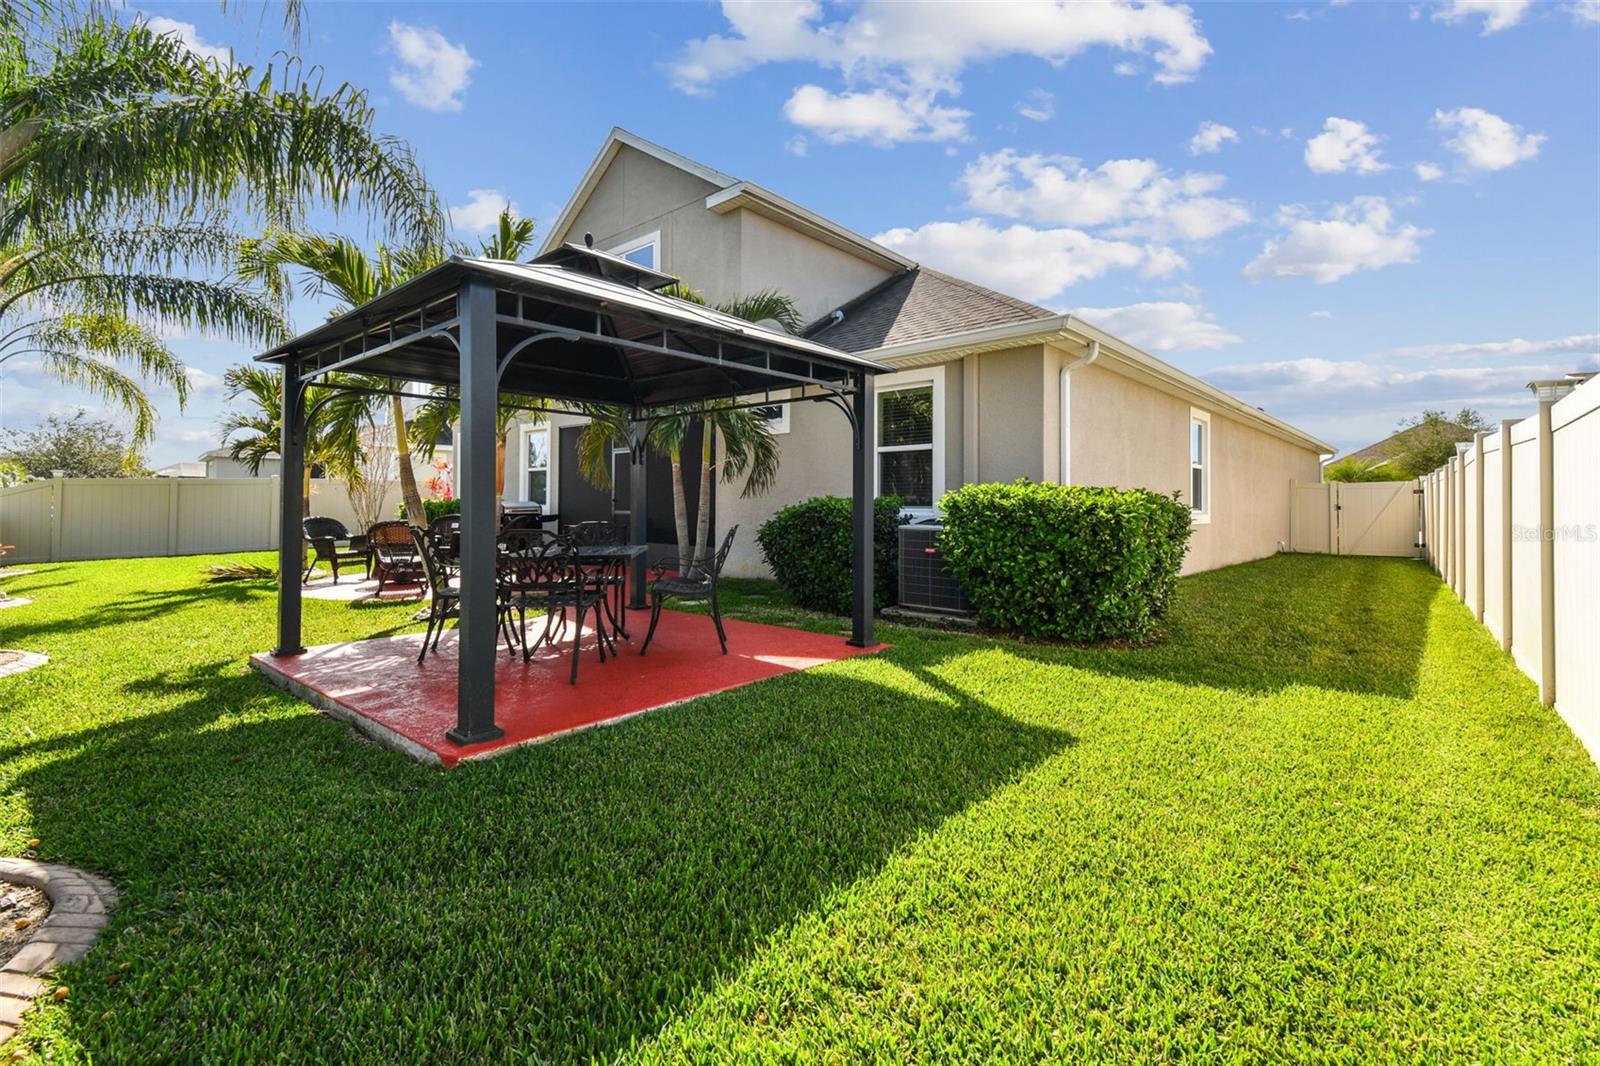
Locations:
4;0;1597;465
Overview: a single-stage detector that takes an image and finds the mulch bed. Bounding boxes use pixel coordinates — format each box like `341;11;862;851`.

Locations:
0;885;49;969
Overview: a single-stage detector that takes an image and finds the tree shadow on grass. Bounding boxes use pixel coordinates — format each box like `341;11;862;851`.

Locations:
12;643;1070;1062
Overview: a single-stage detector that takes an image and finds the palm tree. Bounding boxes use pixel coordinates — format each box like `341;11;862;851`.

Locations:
0;218;280;445
218;364;370;517
0;6;441;442
576;287;795;572
238;208;539;525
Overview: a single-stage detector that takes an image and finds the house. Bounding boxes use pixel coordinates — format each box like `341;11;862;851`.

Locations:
199;447;277;479
499;128;1333;577
1336;420;1477;473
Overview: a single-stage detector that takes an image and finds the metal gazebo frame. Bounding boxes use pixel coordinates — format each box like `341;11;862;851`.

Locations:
257;246;888;747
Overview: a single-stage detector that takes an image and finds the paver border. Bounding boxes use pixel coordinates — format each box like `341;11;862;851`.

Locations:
0;858;118;1045
0;652;48;680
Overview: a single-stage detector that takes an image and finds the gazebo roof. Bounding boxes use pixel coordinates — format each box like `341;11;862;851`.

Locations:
256;247;887;411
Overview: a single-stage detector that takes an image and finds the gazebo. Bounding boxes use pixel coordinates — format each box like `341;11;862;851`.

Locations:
257;244;888;748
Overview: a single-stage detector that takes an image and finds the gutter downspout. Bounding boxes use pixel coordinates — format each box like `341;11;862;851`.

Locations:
1058;339;1100;485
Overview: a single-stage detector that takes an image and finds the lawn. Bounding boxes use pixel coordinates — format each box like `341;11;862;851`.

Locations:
0;552;1596;1061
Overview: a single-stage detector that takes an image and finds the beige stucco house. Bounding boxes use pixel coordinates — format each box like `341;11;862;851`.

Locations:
498;128;1332;577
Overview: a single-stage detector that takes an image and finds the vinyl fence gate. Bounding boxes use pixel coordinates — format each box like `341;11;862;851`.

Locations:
1289;479;1421;557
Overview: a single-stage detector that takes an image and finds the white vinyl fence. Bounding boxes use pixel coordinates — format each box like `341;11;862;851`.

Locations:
1289;479;1421;556
1421;375;1599;764
0;475;404;565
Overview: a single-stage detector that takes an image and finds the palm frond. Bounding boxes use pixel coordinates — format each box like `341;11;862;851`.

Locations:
716;290;802;334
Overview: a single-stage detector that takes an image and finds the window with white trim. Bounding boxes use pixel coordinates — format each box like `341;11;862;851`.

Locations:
752;402;790;434
607;230;659;271
1189;408;1210;521
876;368;944;509
522;425;550;508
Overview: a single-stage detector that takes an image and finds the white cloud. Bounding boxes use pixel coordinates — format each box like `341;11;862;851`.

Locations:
1414;162;1445;181
1573;0;1600;23
1073;301;1240;352
785;135;809;157
183;367;223;393
782;84;969;145
1112;60;1140;76
959;150;1251;241
1387;333;1600;362
1244;197;1429;284
1433;0;1532;34
1016;89;1055;123
1432;107;1544;171
672;1;1210;146
142;16;232;65
447;189;515;234
1310;309;1335;319
871;219;1156;302
387;22;477;113
1304;117;1388;174
672;1;1213;91
1188;121;1239;155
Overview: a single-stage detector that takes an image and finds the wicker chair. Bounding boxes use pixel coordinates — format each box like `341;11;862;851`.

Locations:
640;525;738;656
367;521;424;596
301;517;368;584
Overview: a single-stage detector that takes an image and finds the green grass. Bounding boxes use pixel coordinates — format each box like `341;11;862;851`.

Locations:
0;553;1596;1061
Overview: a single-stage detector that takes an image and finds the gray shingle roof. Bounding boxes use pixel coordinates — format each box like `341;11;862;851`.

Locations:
804;268;1056;354
1343;421;1475;463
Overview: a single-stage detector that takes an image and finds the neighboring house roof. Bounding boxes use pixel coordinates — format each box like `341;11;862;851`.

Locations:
154;462;206;478
804;268;1055;353
1342;421;1475;464
539;128;912;273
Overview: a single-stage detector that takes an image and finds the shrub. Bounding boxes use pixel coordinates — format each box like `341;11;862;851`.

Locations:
937;480;1193;642
756;496;904;614
399;498;462;523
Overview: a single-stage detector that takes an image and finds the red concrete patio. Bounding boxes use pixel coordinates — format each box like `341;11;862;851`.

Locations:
252;609;880;767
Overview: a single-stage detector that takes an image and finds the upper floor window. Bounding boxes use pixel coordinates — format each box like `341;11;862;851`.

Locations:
1190;408;1211;522
876;367;945;511
608;230;660;271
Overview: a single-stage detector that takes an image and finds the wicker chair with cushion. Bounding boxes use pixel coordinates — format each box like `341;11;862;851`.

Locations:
367;521;425;596
640;525;738;656
302;517;368;584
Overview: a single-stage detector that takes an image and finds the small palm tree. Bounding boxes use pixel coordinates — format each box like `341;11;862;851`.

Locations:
218;364;371;516
576;286;795;571
242;208;543;524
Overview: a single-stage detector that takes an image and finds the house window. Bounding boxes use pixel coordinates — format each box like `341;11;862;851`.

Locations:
523;425;550;508
752;402;790;435
607;230;659;271
1190;408;1210;522
876;368;944;510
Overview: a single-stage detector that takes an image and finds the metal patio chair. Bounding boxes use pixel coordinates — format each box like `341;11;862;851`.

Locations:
640;525;738;656
499;533;612;684
302;517;368;584
410;527;460;664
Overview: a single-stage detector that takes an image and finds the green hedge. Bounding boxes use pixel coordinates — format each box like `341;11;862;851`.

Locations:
756;496;904;614
398;498;462;523
937;480;1193;641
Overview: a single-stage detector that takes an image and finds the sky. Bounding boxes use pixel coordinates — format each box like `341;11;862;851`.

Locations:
3;0;1597;466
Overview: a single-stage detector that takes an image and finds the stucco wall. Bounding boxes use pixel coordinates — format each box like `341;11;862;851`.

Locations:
558;145;893;323
969;345;1046;483
1066;362;1323;574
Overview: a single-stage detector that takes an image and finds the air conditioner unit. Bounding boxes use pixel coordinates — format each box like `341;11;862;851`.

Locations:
897;518;971;615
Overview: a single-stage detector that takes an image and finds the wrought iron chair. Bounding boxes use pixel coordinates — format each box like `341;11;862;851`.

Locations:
410;527;459;664
499;533;612;684
367;521;424;596
568;520;629;638
427;513;462;574
640;525;738;656
301;517;368;584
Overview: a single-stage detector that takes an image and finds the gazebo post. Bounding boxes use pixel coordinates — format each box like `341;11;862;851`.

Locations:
848;371;877;648
447;279;505;746
272;353;306;657
627;417;648;610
